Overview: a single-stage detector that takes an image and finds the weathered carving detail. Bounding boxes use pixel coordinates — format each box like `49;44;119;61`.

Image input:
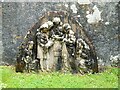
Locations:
15;11;98;74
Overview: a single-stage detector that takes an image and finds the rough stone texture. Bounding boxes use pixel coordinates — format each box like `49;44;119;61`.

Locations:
1;2;119;65
0;3;3;64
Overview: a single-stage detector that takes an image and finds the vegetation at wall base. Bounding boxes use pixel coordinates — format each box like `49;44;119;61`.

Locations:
0;66;118;88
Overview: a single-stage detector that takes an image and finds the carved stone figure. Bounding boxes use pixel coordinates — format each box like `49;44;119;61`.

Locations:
37;22;54;72
21;41;34;72
37;26;48;71
61;40;70;72
51;17;64;71
76;38;92;74
63;23;77;73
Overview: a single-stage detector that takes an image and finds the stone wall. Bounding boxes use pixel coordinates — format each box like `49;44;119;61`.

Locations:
1;2;119;65
0;3;2;64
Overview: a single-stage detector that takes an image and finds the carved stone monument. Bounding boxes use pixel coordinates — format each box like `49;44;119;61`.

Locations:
15;11;98;74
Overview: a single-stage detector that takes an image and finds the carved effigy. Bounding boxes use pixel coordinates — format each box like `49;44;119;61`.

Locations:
15;11;98;74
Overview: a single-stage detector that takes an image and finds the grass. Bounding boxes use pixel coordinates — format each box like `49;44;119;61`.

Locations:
0;66;119;88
